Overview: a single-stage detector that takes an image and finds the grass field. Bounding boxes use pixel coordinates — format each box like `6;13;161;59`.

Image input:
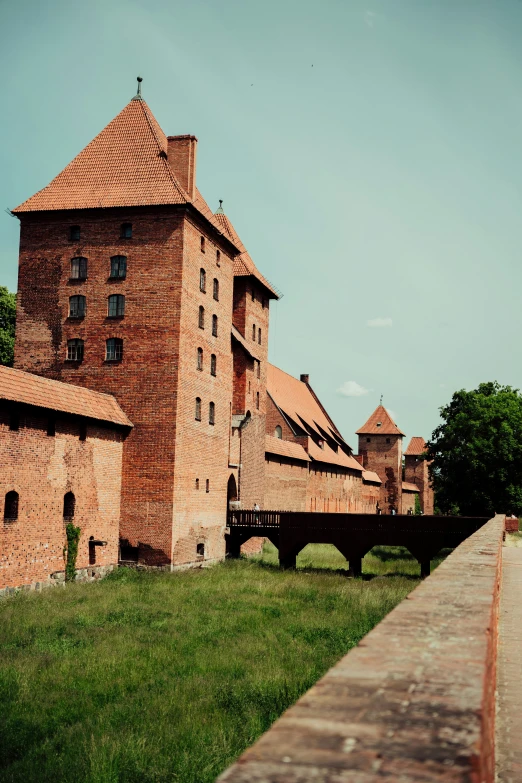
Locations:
0;544;446;783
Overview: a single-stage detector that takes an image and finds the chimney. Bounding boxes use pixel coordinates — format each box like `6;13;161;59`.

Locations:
300;374;309;384
167;135;198;200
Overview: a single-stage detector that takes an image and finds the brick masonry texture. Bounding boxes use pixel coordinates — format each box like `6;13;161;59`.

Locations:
0;402;124;590
358;433;403;513
218;514;504;783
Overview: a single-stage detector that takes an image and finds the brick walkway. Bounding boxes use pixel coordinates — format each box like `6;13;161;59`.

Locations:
497;545;522;782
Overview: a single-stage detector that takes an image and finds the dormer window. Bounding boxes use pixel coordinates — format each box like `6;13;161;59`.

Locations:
121;223;132;239
69;226;80;241
318;439;324;449
275;425;282;439
376;422;382;427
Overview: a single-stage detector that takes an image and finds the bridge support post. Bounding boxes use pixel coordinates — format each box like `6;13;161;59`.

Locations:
226;535;241;559
420;558;431;579
280;552;297;570
349;557;362;578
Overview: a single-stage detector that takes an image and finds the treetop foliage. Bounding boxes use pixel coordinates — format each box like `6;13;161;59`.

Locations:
0;286;16;367
427;382;522;517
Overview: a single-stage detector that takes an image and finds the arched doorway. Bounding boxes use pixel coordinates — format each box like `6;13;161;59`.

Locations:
227;474;238;508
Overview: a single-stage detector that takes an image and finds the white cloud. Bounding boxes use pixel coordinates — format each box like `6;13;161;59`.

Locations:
367;317;393;328
337;381;370;398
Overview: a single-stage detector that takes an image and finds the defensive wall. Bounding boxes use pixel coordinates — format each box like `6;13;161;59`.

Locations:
219;514;506;783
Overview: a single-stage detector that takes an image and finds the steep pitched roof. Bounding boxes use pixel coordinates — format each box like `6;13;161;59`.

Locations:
13;98;189;213
402;482;420;493
362;470;382;484
404;436;427;456
265;435;310;462
213;211;280;299
356;405;405;436
0;366;132;428
267;364;361;472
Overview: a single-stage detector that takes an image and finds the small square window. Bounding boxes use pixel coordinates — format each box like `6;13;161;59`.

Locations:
121;223;132;238
69;226;80;241
366;437;371;443
106;338;123;361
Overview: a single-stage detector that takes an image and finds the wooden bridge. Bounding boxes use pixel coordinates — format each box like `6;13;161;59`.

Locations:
226;510;489;577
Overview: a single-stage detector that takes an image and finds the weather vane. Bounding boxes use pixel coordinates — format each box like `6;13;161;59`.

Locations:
136;76;143;97
380;394;383;405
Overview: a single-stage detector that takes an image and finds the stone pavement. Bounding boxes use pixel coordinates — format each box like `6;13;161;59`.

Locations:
496;544;522;782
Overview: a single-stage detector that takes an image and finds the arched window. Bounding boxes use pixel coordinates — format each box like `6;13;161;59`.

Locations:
63;492;75;520
258;327;262;345
4;491;19;521
256;392;260;409
69;225;80;241
252;324;256;340
275;425;282;439
200;268;206;292
213;278;219;301
69;295;86;318
121;222;132;238
210;354;216;376
212;315;218;337
67;339;84;362
195;397;202;421
70;257;87;280
110;255;127;279
108;294;125;317
197;347;203;371
106;338;123;361
199;306;205;329
209;401;215;425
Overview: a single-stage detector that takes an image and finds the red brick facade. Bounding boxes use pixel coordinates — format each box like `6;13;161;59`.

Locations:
0;401;125;590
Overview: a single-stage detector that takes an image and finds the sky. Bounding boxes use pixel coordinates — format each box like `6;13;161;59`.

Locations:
1;0;522;448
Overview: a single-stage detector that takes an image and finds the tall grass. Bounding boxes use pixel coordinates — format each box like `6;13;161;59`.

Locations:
0;544;440;783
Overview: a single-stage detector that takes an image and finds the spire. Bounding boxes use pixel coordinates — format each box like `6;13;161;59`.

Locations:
132;76;143;101
215;199;224;215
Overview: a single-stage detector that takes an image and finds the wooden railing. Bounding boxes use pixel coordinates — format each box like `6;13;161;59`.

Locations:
227;510;281;527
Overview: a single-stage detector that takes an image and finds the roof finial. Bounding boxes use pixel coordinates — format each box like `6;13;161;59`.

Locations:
216;199;225;215
132;76;143;101
380;394;383;405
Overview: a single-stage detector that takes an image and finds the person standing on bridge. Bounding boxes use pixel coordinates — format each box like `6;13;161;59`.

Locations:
391;507;396;516
253;502;260;524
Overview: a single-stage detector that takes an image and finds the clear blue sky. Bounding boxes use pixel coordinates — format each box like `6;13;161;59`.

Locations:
2;0;522;447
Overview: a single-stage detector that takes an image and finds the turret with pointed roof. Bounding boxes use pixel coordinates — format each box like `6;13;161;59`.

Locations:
356;405;405;437
356;405;404;514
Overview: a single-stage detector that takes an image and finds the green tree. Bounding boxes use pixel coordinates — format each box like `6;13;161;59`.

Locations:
427;382;522;516
0;287;16;367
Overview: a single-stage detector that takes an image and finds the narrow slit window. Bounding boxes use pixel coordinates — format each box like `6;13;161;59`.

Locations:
63;492;75;520
212;315;218;337
67;339;84;362
199;306;205;329
195;397;202;421
213;278;219;301
251;287;255;302
108;294;125;318
209;401;215;425
257;361;261;379
69;295;86;318
70;257;87;280
256;391;260;409
252;324;256;340
197;347;203;371
195;478;200;490
200;268;206;292
206;479;210;493
106;338;123;361
210;354;216;376
110;255;127;279
216;250;221;266
121;223;132;238
201;236;205;253
4;491;19;521
258;327;262;345
69;225;80;241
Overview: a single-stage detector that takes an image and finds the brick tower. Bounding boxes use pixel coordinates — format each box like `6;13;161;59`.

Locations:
404;437;434;514
356;405;405;514
11;85;277;566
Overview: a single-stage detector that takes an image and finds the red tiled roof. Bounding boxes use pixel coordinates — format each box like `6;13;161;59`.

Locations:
404;436;427;456
356;405;405;436
265;435;310;462
13;99;189;213
0;366;132;427
267;364;361;472
213;212;280;299
362;470;382;484
307;438;363;472
402;482;420;493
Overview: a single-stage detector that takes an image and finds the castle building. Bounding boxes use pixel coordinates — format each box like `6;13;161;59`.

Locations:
0;85;433;590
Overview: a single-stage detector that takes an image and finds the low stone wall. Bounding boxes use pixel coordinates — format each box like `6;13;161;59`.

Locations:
0;563;116;599
218;514;504;783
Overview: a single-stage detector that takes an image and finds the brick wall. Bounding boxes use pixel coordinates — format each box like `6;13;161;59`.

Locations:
264;454;308;511
361;480;380;513
358;434;403;514
0;403;123;590
307;465;362;513
402;489;417;515
404;454;434;514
